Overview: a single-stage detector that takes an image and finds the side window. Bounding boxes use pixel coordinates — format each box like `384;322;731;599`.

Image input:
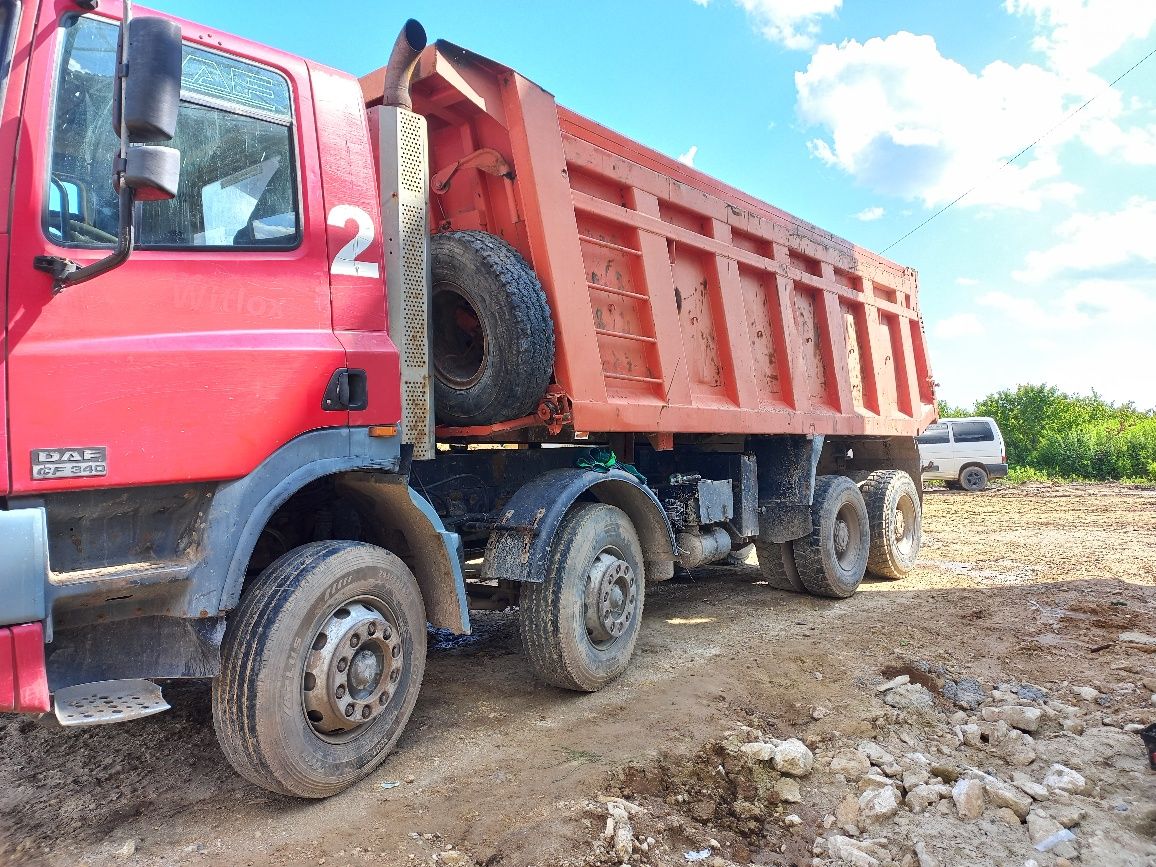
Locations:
917;423;949;445
951;421;995;443
46;14;299;249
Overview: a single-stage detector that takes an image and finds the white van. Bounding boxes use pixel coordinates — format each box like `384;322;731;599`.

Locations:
918;417;1007;491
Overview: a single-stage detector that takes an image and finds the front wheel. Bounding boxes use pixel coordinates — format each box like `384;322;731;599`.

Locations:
793;475;870;598
213;541;427;798
519;503;645;692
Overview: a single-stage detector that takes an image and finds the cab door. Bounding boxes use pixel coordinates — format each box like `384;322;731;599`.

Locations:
7;3;346;494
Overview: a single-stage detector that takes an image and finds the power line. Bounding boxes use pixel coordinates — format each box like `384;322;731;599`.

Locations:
881;42;1156;255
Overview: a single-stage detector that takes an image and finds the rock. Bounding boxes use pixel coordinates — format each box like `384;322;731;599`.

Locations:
983;779;1033;819
813;705;832;720
1000;731;1038;767
1026;809;1065;846
994;807;1021;826
1042;764;1086;795
858;785;900;827
905;784;950;814
958;724;982;747
733;799;765;820
1119;631;1156;647
952;779;985;820
115;840;137;860
881;762;903;778
913;840;939;867
877;675;911;692
943;677;988;710
1072;686;1100;701
902;767;930;790
929;762;959;783
831;749;873;778
739;742;776;762
774;739;815;776
1010;772;1049;800
825;834;886;867
774;777;802;803
784;813;803;826
858;742;895;766
1048;803;1087;828
981;705;1042;732
1016;683;1048;702
883;684;934;710
835;793;861;828
857;773;897;792
1061;717;1086;735
439;854;473;867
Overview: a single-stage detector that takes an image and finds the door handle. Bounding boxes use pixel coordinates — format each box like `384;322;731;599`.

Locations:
322;369;369;412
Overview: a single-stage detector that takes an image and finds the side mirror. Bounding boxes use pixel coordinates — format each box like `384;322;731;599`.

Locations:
114;17;183;142
124;145;180;201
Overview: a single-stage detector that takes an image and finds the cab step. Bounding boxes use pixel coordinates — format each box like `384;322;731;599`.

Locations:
53;679;170;726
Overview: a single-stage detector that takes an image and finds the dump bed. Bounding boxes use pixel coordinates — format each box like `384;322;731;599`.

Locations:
364;42;936;439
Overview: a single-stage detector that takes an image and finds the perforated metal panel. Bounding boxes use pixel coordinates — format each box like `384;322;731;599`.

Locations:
378;107;433;460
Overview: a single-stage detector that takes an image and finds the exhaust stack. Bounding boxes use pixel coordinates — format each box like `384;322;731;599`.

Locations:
381;19;427;110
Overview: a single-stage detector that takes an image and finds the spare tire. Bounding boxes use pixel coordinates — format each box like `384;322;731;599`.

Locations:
430;231;555;426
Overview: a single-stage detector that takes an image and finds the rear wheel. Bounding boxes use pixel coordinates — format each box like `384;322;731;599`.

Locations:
519;503;644;692
959;466;989;491
213;542;426;798
862;470;921;579
793;475;870;599
754;538;806;593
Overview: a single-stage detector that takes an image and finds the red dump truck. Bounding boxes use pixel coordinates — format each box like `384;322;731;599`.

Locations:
0;2;936;796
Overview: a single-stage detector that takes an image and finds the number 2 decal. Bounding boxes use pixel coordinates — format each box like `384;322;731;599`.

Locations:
327;205;381;279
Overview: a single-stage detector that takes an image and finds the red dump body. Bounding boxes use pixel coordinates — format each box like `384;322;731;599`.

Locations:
365;43;936;439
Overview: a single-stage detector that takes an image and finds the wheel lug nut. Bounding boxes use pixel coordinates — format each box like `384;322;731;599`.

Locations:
350;634;360;648
345;703;355;718
390;669;400;683
382;625;392;640
335;684;346;699
367;623;376;636
337;658;348;672
361;706;371;719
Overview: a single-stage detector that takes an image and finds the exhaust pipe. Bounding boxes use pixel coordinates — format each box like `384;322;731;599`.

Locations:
381;19;427;110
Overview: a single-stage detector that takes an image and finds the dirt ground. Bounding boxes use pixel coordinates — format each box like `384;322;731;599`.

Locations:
1;483;1154;867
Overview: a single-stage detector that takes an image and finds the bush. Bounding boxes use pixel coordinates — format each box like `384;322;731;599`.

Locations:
946;384;1156;482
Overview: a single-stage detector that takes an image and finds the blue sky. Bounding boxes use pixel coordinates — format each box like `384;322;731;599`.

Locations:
147;0;1156;409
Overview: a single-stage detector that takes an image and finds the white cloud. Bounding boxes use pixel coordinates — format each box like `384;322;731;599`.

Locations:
854;206;885;221
1007;0;1156;75
1014;197;1156;283
691;0;710;6
932;312;983;340
677;145;699;167
795;32;1103;210
732;0;841;50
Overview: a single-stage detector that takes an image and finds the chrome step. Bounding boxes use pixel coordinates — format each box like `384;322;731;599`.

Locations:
53;679;170;726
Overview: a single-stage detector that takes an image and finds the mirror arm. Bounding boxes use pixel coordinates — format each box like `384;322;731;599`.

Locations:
35;0;137;294
34;187;136;293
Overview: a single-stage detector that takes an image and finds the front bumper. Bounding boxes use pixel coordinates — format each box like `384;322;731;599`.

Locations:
0;507;50;626
0;622;50;713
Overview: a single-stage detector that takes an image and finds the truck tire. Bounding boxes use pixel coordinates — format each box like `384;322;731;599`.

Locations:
431;231;555;426
754;538;806;593
519;503;644;692
793;475;870;599
861;470;921;579
212;541;426;798
959;465;989;492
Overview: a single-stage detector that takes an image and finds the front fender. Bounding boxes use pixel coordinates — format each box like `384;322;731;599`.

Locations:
483;468;676;584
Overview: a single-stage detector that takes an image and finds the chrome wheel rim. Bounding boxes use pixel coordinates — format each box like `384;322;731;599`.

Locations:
302;597;403;742
583;549;637;649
